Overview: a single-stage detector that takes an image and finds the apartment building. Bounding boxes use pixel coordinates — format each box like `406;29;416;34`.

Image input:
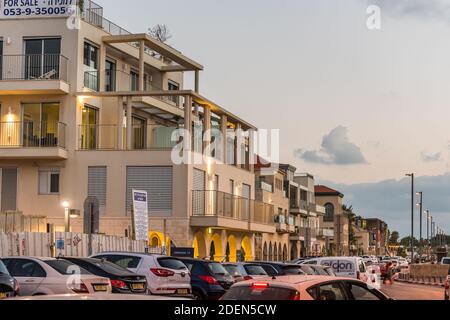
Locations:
314;185;349;256
366;218;389;256
0;1;276;262
254;162;293;261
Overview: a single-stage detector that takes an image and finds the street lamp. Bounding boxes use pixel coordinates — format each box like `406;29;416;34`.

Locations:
416;191;423;256
406;173;414;263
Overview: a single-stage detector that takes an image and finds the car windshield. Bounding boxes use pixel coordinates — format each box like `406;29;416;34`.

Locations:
222;286;298;300
157;258;188;270
223;265;241;277
244;265;268;276
0;261;9;275
44;260;91;275
89;259;135;275
207;262;229;276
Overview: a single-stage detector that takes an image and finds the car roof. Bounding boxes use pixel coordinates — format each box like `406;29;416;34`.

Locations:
92;252;167;258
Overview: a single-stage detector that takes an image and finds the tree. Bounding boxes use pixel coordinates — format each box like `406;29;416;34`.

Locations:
400;236;419;248
148;24;172;43
389;231;400;245
343;205;357;249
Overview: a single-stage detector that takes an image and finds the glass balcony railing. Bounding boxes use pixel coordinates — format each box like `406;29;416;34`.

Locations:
0;121;66;148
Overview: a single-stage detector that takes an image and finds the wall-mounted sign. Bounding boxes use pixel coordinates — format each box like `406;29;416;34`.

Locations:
171;247;195;258
56;239;65;250
132;190;149;242
0;0;77;19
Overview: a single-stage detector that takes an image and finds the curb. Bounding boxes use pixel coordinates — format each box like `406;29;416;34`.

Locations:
395;278;445;288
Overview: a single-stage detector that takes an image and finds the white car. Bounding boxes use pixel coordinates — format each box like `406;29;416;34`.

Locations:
441;257;450;265
91;252;191;296
0;257;111;296
300;257;369;282
398;258;409;268
9;294;192;301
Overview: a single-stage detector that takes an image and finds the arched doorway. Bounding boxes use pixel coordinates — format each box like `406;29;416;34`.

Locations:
263;242;268;261
241;236;252;261
210;233;223;262
268;242;273;261
278;243;282;261
149;233;162;248
193;232;207;259
273;243;278;262
291;243;298;260
283;244;288;261
227;235;237;262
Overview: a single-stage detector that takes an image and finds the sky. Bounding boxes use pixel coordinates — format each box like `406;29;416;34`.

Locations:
94;0;450;237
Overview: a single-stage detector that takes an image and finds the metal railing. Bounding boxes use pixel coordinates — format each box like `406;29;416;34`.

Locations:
0;121;66;148
78;123;181;150
0;54;69;82
192;190;275;225
84;70;99;91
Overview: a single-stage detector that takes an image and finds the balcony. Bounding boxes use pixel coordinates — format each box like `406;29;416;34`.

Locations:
0;121;67;159
0;54;69;94
290;200;308;215
191;190;276;234
318;228;335;238
290;227;306;241
77;123;179;150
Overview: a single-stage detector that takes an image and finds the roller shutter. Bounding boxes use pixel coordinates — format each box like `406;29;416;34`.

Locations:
88;166;107;215
192;169;205;216
1;168;17;211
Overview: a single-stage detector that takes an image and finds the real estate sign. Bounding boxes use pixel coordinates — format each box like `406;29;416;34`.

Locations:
132;189;149;242
0;0;77;19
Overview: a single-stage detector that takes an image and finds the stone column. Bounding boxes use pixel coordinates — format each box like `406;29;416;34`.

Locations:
139;40;145;91
220;114;228;163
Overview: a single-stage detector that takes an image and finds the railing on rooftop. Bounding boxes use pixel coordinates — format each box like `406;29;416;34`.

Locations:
0;54;69;82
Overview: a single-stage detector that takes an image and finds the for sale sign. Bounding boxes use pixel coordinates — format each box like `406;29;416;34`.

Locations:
0;0;77;19
132;190;149;242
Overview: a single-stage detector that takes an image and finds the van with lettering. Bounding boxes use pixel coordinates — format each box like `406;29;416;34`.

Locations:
299;257;368;282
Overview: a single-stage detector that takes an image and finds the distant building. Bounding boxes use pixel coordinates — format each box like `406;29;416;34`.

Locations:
365;218;389;256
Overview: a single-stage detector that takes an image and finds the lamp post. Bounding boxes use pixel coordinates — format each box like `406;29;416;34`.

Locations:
425;210;430;255
406;173;414;263
416;192;423;256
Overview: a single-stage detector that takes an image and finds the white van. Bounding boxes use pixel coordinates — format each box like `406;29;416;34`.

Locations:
300;257;369;282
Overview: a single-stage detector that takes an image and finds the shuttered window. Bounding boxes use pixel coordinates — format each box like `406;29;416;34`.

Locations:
192;169;206;216
126;167;173;215
88;166;107;214
1;168;17;211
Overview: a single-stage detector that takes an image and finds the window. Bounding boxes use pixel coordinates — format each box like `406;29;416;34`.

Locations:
222;286;299;301
324;203;335;222
24;38;61;79
130;70;139;91
80;105;98;150
168;80;180;105
105;59;116;92
39;169;60;194
22;102;61;147
157;258;187;271
83;42;99;90
93;255;142;269
44;260;90;275
308;282;346;301
8;259;46;278
345;282;382;300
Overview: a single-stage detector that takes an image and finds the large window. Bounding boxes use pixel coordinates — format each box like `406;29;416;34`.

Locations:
324;203;335;222
38;169;60;195
168;80;180;105
22;103;60;147
130;70;139;91
132;115;146;149
80;105;98;149
105;59;116;92
24;38;61;79
84;42;99;90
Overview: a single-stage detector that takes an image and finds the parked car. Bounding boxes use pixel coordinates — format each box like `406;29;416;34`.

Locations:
222;264;245;282
445;267;450;300
0;260;19;299
398;258;409;268
250;262;306;276
62;257;147;294
441;257;450;265
0;257;111;296
10;294;192;301
178;258;234;300
221;275;392;301
300;257;368;282
91;252;191;297
231;263;270;280
309;265;336;277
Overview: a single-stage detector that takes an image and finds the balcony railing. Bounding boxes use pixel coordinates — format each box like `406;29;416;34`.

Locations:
192;190;275;225
78;123;180;150
0;54;69;82
84;71;99;91
0;121;66;148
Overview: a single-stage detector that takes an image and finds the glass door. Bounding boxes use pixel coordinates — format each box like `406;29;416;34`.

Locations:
132;115;146;149
81;106;98;149
24;38;61;79
22;103;60;147
105;59;116;92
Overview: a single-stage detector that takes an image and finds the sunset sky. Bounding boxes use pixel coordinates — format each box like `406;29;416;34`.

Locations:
95;0;450;237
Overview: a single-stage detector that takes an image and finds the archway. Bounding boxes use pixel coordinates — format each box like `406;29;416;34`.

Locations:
263;242;268;261
278;243;282;261
283;244;288;261
193;232;207;259
273;243;278;262
226;235;237;262
210;233;223;262
290;243;298;260
149;233;162;248
241;236;253;261
268;242;273;261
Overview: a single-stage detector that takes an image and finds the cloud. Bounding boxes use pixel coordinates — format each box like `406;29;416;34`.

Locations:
369;0;450;21
295;126;368;165
318;173;450;237
421;151;442;162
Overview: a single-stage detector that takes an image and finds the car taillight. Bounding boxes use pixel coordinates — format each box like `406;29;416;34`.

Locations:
292;292;301;300
110;280;128;289
70;282;89;294
252;282;269;289
150;268;175;277
198;275;219;285
243;276;253;281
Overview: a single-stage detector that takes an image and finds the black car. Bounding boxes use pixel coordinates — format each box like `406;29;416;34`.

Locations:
0;260;19;299
63;257;147;294
250;262;306;276
178;258;235;300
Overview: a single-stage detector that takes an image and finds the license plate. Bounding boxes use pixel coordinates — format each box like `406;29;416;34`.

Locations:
93;285;108;292
177;289;189;295
0;292;7;299
132;283;145;290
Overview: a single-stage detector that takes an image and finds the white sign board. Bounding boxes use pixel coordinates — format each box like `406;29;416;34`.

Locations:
132;189;149;242
0;0;77;19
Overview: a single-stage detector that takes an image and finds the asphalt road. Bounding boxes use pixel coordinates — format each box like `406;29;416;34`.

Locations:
380;282;444;300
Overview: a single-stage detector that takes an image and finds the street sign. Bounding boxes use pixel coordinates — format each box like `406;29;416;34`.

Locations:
171;247;194;258
132;190;149;242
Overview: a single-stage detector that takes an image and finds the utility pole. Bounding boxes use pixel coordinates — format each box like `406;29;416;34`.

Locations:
406;173;414;263
416;192;423;256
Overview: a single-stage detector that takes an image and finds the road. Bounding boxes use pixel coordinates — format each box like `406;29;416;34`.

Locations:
380;282;444;300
